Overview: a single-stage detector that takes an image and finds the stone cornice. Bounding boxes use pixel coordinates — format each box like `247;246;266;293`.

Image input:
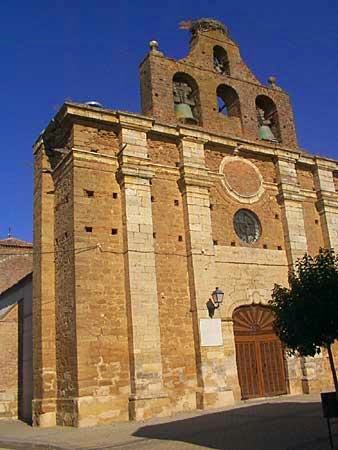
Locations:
316;199;338;213
314;157;337;172
316;191;338;209
72;148;118;167
118;112;154;132
276;183;305;203
116;155;155;186
37;102;338;169
178;165;213;191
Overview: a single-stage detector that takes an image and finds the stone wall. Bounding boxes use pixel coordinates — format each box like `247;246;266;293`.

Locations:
32;142;57;427
0;304;18;419
53;155;78;425
72;150;130;426
32;102;338;427
151;171;198;413
0;275;32;421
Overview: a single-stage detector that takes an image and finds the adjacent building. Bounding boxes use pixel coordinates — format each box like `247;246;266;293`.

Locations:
0;236;33;421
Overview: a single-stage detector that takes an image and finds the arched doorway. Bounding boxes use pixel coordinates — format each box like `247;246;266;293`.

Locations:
233;305;287;399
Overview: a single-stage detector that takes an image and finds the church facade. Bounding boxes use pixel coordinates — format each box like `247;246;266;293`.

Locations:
32;19;338;427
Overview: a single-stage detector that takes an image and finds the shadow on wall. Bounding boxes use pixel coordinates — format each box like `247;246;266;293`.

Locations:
134;401;335;450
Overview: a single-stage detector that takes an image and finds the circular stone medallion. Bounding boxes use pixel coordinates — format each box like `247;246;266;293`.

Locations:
219;156;264;203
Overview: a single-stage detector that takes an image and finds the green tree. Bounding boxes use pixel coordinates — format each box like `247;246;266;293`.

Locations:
269;249;338;392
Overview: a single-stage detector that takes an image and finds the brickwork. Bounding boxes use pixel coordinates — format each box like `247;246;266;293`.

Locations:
297;164;315;191
302;200;324;256
140;28;297;147
147;134;180;167
73;121;119;155
0;238;32;294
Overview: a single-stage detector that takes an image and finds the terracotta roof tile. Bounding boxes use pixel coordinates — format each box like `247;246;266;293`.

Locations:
0;237;33;248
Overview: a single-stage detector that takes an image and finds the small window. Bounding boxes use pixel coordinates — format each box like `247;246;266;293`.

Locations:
84;190;94;197
85;226;93;233
111;228;118;235
112;192;118;199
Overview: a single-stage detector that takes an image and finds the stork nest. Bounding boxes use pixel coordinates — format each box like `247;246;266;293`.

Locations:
180;18;228;37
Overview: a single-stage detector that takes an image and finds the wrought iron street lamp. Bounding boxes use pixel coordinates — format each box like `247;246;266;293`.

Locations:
207;287;224;318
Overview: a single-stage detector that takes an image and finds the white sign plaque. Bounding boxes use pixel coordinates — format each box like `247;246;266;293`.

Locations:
199;318;223;347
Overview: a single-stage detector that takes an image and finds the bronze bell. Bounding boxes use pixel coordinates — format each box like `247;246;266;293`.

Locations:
258;123;277;142
174;103;198;124
257;109;277;142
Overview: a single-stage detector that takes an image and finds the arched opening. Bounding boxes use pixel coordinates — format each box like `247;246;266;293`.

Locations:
233;304;287;399
216;84;241;118
213;46;230;75
173;72;201;125
255;95;281;142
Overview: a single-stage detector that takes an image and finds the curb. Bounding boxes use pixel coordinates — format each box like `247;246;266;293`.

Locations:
0;440;67;450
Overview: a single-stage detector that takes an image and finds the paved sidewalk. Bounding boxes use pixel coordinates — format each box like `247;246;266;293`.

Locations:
0;394;336;450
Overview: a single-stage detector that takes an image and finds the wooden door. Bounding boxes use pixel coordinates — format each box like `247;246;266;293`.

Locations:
233;305;287;399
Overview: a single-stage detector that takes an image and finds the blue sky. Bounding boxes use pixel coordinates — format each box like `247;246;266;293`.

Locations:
1;0;337;241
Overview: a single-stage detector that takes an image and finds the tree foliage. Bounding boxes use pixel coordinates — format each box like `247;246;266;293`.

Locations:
269;249;338;357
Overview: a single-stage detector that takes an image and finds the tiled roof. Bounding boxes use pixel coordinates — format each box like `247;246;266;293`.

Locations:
0;237;33;248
